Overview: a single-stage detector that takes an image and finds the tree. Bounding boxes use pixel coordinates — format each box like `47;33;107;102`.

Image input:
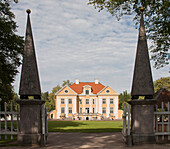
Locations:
154;77;170;92
42;80;72;112
88;0;170;69
119;90;131;110
62;80;72;87
0;0;24;106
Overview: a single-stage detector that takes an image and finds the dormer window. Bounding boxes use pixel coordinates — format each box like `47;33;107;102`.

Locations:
86;90;89;95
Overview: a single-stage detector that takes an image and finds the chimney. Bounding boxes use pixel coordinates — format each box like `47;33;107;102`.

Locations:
75;79;79;84
95;79;99;84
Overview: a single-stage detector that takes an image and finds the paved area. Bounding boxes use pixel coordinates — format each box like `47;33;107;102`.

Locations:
2;132;170;148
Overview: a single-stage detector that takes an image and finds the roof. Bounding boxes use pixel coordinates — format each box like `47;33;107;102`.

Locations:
154;87;170;107
69;82;105;94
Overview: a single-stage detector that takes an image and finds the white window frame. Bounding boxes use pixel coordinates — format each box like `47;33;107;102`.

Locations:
93;99;95;104
68;99;72;104
86;99;89;104
61;98;65;104
110;107;114;113
102;99;106;104
86;90;89;95
68;107;72;113
93;108;95;113
80;108;82;113
61;107;65;113
102;107;106;113
110;99;114;104
80;99;82;104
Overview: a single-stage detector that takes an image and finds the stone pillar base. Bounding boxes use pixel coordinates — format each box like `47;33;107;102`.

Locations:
128;99;157;145
18;134;45;146
132;134;155;145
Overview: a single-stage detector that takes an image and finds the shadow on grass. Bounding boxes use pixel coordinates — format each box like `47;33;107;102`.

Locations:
49;128;122;133
48;121;122;133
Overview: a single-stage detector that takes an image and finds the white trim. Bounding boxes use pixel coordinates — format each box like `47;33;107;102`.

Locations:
107;97;109;117
97;85;119;95
55;85;77;95
90;98;92;113
65;98;68;117
114;96;118;119
73;96;77;114
98;97;102;114
57;97;60;119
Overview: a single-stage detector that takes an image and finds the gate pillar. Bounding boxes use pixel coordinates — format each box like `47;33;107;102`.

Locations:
128;100;156;144
17;100;45;146
129;7;157;145
17;9;46;146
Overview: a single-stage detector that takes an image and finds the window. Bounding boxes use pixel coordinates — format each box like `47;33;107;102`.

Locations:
80;108;82;113
64;90;68;93
61;107;65;113
86;90;89;95
102;107;106;113
61;98;64;104
93;108;95;113
50;114;54;119
68;107;72;113
102;99;106;104
106;90;110;93
93;99;95;104
68;99;72;104
110;99;114;104
80;99;82;104
110;107;114;113
86;99;89;104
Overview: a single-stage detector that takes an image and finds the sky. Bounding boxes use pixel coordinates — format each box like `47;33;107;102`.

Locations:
11;0;169;94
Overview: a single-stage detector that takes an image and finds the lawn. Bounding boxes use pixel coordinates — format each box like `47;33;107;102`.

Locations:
48;120;123;133
0;120;122;146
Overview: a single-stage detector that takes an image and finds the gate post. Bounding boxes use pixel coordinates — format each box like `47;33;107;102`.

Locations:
129;7;157;145
17;9;46;146
17;100;45;146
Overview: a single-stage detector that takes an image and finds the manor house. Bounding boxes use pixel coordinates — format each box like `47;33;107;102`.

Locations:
48;79;123;120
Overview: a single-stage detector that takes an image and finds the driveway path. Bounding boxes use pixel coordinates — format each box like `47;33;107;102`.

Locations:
2;132;170;148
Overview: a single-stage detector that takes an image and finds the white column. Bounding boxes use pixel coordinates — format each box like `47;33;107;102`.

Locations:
73;96;77;114
107;97;109;117
57;97;60;119
90;98;92;113
65;98;68;117
98;97;102;114
96;98;98;113
83;97;85;113
114;96;118;119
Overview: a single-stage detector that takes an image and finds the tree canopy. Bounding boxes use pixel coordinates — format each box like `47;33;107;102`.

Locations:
0;0;24;104
42;80;72;112
88;0;170;69
119;90;131;110
154;77;170;92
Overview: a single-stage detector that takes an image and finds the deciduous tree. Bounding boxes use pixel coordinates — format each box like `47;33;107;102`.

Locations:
0;0;24;106
154;77;170;92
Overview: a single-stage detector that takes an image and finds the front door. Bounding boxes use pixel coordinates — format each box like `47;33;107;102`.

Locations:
86;108;89;113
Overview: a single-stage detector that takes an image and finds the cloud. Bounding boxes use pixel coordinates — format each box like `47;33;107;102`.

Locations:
12;0;169;94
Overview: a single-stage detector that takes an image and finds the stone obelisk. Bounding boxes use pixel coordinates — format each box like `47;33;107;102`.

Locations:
17;9;45;146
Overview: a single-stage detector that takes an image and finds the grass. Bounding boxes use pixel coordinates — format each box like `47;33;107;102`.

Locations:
0;135;18;146
48;120;123;133
0;120;123;146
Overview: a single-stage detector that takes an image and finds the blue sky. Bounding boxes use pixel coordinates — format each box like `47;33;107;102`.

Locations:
11;0;169;94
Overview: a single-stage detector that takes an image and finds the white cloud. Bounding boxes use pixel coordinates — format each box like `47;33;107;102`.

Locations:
12;0;169;94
